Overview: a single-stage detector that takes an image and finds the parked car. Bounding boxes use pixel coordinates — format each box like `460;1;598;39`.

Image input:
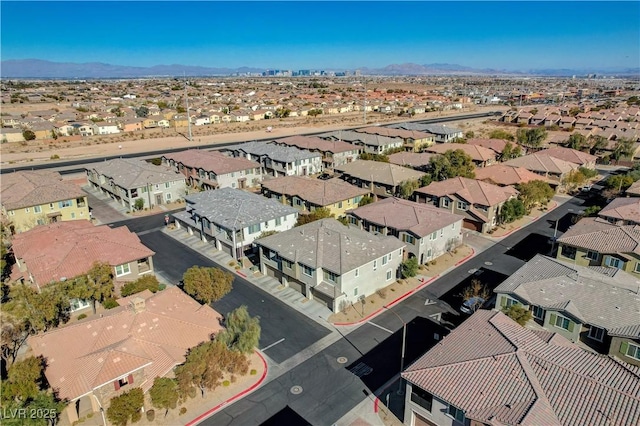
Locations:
460;296;486;314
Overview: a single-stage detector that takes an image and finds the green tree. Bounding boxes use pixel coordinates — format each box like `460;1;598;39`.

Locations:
64;262;114;314
149;377;179;417
499;198;526;224
359;152;389;162
358;195;374;207
182;266;233;304
516;127;547;149
134;198;145;211
401;257;419;278
605;174;634;192
500;141;522;161
274;107;291;118
295;207;334;226
398;180;420;199
578;166;598;180
106;387;144;426
516;180;554;212
22;130;36;141
488;129;515;141
134;106;149;118
216;305;261;354
175;341;222;398
120;275;161;297
562;169;587;192
308;108;323;117
1;315;30;366
429;149;476;181
5;284;70;334
2;356;46;403
582;205;602;217
419;174;433;187
588;135;609;155
569;107;582;117
157;101;168;110
565;133;587;150
502;304;532;326
612;138;634;161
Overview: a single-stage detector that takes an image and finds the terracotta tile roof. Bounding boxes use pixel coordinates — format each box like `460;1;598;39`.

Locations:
163;149;259;175
12;220;154;285
626;180;640;196
29;287;223;401
474;165;548;186
387;152;436;168
504;154;578;176
274;135;359;154
335;160;426;187
536;147;597;166
347;197;463;237
416;177;518;207
557;217;640;254
355;126;435;140
261;176;369;206
403;310;640;426
0;170;86;210
467;138;509;154
426;144;497;162
598;197;640;224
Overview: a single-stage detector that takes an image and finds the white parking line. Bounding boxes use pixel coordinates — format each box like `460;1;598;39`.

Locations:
261;338;285;351
367;321;393;334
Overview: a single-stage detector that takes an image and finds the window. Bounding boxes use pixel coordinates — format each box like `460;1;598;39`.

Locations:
354;287;358;296
36;218;45;225
338;201;343;209
49;203;54;210
373;260;377;271
382;255;388;265
531;305;545;320
302;264;313;277
560;245;576;260
442;198;450;208
295;198;302;206
386;270;392;281
429;231;437;241
323;270;338;283
456;201;468;210
34;205;42;213
605;256;623;269
636;262;640;273
69;298;90;312
550;313;574;332
25;207;30;213
282;259;293;269
403;234;415;244
410;388;433;412
355;268;359;277
248;223;261;234
275;217;282;226
588;326;605;342
440;229;444;237
586;250;599;261
166;193;172;201
165;182;170;189
349;216;358;225
115;263;131;277
622;342;640;360
447;404;465;423
71;212;76;219
500;296;519;309
141;186;148;193
155;184;160;190
58;200;73;208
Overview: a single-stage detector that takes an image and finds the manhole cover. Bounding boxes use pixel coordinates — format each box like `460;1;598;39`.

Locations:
337;356;348;364
290;385;303;395
484;261;493;266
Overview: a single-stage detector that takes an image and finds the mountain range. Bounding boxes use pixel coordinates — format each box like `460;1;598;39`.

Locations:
1;59;638;78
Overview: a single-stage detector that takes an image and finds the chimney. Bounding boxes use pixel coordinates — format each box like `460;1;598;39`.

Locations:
130;297;145;313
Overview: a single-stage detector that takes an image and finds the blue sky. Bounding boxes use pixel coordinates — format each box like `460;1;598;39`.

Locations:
1;1;638;70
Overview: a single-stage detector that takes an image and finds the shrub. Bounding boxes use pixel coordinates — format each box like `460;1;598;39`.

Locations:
102;298;119;309
50;154;60;160
131;411;142;423
146;410;155;422
222;380;230;387
250;369;257;376
120;275;160;297
179;407;187;416
133;198;145;211
401;257;419;278
77;314;87;320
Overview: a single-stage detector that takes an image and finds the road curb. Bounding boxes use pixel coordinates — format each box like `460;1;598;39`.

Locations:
185;351;268;426
485;200;559;240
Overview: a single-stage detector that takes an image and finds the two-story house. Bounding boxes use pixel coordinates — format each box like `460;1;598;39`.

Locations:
1;170;89;233
597;197;640;225
172;187;298;260
162;149;262;190
319;130;403;155
415;177;518;233
271;135;360;169
355;126;436;152
474;165;550;187
335;160;427;199
425;144;497;168
392;122;463;143
494;254;640;366
86;158;186;211
503;153;578;188
347;197;464;264
261;176;369;218
222;141;322;177
255;218;405;312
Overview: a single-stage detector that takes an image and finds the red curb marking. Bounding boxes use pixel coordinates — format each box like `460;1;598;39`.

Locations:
374;397;380;413
236;271;247;278
185;351;268;426
454;247;476;266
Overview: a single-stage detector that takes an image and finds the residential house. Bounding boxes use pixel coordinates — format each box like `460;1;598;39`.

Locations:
556;216;640;276
194;115;211;126
387;152;436;172
11;220;155;294
598;197;640;225
1;170;89;233
172;187;298;259
319;130;403;154
92;122;120;135
29;287;222;424
503;153;579;188
347;197;463;264
626;180;640;197
425;144;496;167
391;123;463;144
230;110;251;122
535;147;597;169
222;141;322;177
272;135;360;169
474;164;550;187
261;176;369;217
120;118;144;132
414;177;518;233
29;121;56;140
142;117;158;129
86;158;186;211
466;138;511;158
355;126;436;152
494;254;640;365
335;160;427;199
559;116;576;129
402;309;640;426
170;115;190;129
255;218;405;312
162;149;261;190
0;128;25;143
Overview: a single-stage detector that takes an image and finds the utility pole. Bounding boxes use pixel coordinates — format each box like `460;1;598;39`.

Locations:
386;307;407;396
184;75;193;142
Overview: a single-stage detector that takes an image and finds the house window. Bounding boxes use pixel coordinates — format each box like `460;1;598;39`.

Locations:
338;201;343;209
635;262;640;273
276;217;282;226
248;223;261;234
622;342;640;360
586;250;599;261
115;263;131;277
403;234;415;244
440;229;444;237
500;296;519;309
373;260;377;271
386;270;392;281
560;245;576;260
295;198;302;206
605;256;623;269
165;182;170;189
302;264;313;277
531;305;545;320
25;208;30;213
69;298;90;312
456;201;468;210
58;200;73;208
71;212;76;219
354;287;358;296
49;203;54;210
323;270;338;283
282;259;293;269
166;193;172;201
36;218;45;225
355;268;359;277
429;232;437;241
34;205;42;213
442;198;450;208
550;313;574;332
410;387;433;412
447;404;465;423
349;216;358;225
382;255;388;266
114;374;134;391
588;326;605;342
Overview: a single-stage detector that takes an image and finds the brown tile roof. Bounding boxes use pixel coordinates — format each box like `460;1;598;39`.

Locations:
425;144;496;162
0;170;86;210
335;160;426;186
163;149;259;175
12;220;155;285
558;217;640;254
416;177;518;207
403;310;640;426
536;147;597;166
504;154;578;175
261;176;369;206
29;286;222;401
467;138;509;154
274;135;359;154
347;197;463;237
599;197;640;224
355;126;434;140
387;152;436;168
625;180;640;197
474;164;548;186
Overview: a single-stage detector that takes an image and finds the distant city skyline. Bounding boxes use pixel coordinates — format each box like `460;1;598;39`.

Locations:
1;1;639;72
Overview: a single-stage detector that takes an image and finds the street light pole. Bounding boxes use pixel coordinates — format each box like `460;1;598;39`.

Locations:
386;308;407;396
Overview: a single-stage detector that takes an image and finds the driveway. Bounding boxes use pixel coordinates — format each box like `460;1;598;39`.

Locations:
82;187;127;224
